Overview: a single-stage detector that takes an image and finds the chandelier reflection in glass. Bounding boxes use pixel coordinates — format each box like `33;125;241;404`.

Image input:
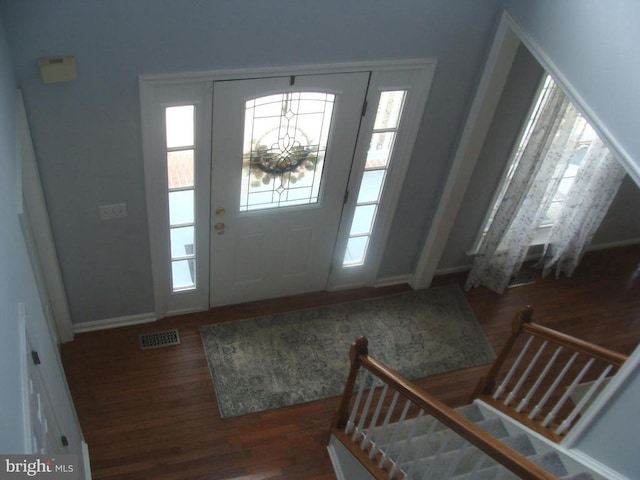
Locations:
240;91;335;211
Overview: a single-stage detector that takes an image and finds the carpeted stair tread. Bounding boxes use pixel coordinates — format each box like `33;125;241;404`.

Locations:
357;404;597;479
366;403;485;447
448;464;521;480
529;451;569;477
561;473;596;480
382;417;508;463
402;433;535;479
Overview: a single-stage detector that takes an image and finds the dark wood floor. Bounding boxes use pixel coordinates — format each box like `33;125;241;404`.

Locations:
61;245;640;480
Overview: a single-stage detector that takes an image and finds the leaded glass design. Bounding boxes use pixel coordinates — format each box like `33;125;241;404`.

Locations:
240;92;335;211
166;105;196;291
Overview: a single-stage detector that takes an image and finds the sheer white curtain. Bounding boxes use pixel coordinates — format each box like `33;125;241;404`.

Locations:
536;138;626;278
465;81;625;293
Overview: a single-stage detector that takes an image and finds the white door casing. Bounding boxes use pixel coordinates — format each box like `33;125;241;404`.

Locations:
140;61;436;317
210;73;369;306
329;67;435;290
141;82;212;316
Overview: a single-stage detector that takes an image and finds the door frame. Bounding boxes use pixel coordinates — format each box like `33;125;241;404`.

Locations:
209;73;371;307
140;59;436;318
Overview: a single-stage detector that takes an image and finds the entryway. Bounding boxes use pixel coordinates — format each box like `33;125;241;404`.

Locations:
209;73;369;306
141;61;436;317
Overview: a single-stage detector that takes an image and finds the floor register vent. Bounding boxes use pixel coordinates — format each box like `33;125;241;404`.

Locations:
508;270;536;288
139;329;181;350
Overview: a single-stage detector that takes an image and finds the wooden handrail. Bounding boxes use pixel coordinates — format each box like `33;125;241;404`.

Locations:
521;323;628;367
470;306;628;402
469;305;628;443
333;336;560;480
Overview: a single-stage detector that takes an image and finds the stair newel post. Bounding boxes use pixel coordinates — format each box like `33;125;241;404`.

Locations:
335;336;369;430
470;306;533;402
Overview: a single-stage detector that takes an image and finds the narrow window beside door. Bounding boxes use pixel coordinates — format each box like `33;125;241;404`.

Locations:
343;90;407;266
166;105;197;291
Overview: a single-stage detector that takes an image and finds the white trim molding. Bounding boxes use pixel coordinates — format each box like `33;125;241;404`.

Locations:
373;274;413;288
140;60;436;317
73;312;157;334
16;90;75;343
411;14;520;290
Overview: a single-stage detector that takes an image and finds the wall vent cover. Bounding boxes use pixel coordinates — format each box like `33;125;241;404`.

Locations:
508;270;535;288
139;329;180;350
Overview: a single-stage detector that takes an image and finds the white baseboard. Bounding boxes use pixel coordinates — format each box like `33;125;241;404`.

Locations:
328;434;375;480
374;274;413;288
434;265;471;276
81;441;92;480
586;238;640;252
436;239;640;279
73;312;157;334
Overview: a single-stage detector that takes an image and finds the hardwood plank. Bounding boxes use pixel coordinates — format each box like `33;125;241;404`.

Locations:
61;246;640;479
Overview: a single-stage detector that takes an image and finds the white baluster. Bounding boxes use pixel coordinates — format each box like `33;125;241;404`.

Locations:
379;399;411;470
517;345;562;413
346;371;368;435
555;365;613;435
542;358;594;428
353;375;378;442
362;383;389;451
389;410;424;478
529;351;578;420
505;340;547;406
494;336;534;400
369;391;399;460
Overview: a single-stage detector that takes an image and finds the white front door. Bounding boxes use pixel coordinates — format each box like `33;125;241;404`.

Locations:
210;73;369;306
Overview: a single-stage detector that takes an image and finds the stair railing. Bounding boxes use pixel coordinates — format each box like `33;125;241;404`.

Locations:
331;337;560;480
471;306;628;442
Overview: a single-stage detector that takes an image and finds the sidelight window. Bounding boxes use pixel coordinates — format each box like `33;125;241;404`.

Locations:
165;105;197;291
343;90;407;266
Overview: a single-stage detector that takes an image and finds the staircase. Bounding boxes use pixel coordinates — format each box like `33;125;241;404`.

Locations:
329;307;628;479
333;402;595;479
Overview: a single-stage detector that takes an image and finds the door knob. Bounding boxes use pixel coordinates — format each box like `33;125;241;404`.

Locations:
214;222;225;230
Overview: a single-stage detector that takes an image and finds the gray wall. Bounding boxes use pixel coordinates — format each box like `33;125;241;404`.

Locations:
0;0;503;323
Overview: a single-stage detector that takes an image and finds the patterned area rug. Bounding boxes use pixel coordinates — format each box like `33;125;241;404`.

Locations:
200;285;494;418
